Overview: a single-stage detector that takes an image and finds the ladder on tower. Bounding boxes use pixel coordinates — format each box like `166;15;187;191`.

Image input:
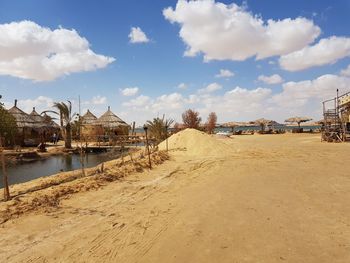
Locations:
322;98;344;142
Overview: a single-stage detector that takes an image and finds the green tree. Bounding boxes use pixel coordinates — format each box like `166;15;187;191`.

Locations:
0;100;17;145
146;116;174;144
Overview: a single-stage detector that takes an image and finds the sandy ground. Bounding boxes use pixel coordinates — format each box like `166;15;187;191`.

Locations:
0;130;349;262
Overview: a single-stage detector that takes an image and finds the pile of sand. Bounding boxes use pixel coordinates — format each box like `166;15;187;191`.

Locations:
158;128;233;156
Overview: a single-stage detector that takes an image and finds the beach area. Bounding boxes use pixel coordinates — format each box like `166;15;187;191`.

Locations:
0;129;349;262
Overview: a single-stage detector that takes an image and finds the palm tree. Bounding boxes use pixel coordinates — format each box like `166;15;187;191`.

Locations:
146;116;174;143
45;101;76;148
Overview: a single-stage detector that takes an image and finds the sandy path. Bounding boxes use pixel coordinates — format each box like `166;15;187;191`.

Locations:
0;133;349;262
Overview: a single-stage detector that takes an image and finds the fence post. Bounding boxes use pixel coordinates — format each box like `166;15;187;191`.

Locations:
0;137;10;201
143;125;152;169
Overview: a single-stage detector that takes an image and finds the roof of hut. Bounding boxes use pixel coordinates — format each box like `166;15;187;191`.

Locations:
29;107;47;128
97;106;129;128
8;100;35;128
42;113;60;129
81;110;98;125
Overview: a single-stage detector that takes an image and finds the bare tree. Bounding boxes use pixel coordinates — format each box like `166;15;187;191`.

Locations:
182;109;201;129
206;112;217;134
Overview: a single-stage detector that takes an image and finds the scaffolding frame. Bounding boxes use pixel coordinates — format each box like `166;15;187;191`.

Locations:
322;89;350;142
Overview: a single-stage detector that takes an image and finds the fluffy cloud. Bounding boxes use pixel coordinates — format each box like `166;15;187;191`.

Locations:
198;82;222;93
177;83;188;89
279;36;350;71
121;87;139;96
340;64;350;77
91;95;107;105
5;96;54;113
163;0;320;61
128;27;149;43
258;74;284;84
272;74;350;109
215;69;234;78
122;73;350;124
122;95;151;107
0;20;115;81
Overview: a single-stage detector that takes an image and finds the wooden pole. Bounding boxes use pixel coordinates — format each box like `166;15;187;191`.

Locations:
0;137;10;201
143;126;152;169
165;125;169;152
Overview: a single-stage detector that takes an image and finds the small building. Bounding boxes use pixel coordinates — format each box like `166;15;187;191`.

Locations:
80;110;104;140
30;107;60;142
8;100;39;146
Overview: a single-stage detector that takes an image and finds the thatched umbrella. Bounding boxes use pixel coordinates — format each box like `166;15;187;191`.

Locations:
221;121;250;132
253;118;277;132
285;116;312;128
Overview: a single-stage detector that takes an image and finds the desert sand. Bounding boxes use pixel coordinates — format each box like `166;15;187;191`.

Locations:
0;129;349;262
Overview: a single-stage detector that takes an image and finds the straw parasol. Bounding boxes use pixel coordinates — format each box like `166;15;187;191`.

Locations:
221;121;250;127
285;116;312;128
252;118;278;132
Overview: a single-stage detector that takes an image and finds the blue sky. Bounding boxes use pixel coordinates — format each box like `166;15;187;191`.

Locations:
0;0;350;125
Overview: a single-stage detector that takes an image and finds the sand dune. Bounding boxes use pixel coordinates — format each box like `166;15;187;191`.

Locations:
0;131;350;262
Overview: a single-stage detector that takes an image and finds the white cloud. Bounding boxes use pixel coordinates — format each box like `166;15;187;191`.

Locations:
121;72;350;125
91;95;107;105
279;36;350;71
123;95;151;107
215;69;234;78
271;74;350;109
0;20;115;81
198;82;222;93
340;64;350;77
163;0;320;61
258;74;284;84
151;93;184;111
121;87;139;96
177;83;188;89
268;60;276;65
4;96;54;113
128;27;150;43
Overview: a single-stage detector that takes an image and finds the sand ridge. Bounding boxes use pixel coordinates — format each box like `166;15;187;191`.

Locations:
159;128;235;156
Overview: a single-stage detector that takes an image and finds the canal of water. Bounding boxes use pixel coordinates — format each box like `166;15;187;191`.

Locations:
0;150;123;188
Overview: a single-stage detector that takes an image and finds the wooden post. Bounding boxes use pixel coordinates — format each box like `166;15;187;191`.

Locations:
143;125;152;169
165;125;169;152
0;137;10;201
132;121;136;136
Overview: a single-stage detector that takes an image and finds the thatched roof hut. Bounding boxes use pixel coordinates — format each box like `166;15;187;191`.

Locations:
8;100;35;128
29;107;47;128
97;106;129;135
97;106;129;129
81;109;98;125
